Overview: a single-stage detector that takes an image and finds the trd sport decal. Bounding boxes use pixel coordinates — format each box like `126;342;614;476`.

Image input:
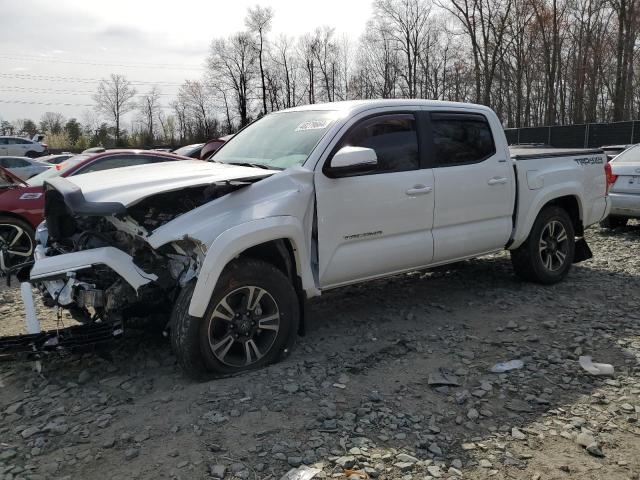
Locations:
344;231;383;240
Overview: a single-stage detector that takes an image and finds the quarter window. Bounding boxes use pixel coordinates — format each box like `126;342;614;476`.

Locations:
431;113;495;166
336;114;419;173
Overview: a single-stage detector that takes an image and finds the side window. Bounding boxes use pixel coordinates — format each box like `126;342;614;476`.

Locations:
0;139;8;145
335;114;419;174
16;139;31;144
78;155;168;174
430;113;496;166
6;138;17;145
4;158;29;168
13;158;30;167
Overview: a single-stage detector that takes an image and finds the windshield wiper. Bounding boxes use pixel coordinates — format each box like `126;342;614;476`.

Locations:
224;161;279;170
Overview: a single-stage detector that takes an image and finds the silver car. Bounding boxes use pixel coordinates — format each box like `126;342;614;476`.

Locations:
0;156;51;180
0;135;47;157
601;144;640;228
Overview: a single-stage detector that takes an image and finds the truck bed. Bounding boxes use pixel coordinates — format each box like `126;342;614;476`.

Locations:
510;147;604;160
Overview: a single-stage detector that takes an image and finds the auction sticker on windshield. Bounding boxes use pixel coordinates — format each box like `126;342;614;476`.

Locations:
295;120;332;132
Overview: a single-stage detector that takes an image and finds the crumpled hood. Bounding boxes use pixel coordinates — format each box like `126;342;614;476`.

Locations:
45;160;277;207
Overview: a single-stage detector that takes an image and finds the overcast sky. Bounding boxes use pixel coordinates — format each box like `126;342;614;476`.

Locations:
0;0;373;126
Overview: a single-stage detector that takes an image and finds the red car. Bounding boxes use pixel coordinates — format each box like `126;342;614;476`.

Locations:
0;150;189;270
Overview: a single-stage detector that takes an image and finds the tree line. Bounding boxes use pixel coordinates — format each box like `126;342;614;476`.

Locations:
3;0;640;149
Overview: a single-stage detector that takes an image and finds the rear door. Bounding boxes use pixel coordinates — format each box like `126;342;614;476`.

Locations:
426;111;514;263
315;110;435;288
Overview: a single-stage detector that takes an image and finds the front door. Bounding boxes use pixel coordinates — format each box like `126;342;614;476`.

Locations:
315;111;435;288
427;111;514;263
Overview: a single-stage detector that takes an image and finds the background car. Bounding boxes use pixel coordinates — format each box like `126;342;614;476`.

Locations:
601;144;632;162
38;153;74;164
600;144;640;228
0;156;51;180
0;135;48;157
200;135;233;160
0;150;190;269
172;143;204;158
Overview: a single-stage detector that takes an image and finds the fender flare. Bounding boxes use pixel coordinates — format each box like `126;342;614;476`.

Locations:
188;216;319;318
511;183;585;249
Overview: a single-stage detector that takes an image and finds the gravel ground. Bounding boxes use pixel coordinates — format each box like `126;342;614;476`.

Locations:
0;223;639;480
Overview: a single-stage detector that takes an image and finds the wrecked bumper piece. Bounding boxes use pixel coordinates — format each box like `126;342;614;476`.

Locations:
0;321;123;359
31;245;158;307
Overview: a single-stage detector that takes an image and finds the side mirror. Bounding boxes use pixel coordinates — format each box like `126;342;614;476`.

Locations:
326;146;378;177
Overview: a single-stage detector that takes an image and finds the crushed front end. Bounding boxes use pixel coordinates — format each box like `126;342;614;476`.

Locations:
19;177;255;355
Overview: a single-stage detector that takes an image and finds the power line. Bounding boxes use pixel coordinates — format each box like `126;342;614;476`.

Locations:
0;73;186;86
0;99;174;109
0;54;205;71
0;99;94;107
0;86;177;96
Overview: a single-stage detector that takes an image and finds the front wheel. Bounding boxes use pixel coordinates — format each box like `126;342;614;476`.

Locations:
0;216;35;272
171;258;299;380
510;206;575;284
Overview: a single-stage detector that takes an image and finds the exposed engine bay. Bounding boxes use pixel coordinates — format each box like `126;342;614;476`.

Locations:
34;179;261;327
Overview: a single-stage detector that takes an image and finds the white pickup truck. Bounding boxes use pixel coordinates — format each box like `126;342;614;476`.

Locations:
24;100;610;378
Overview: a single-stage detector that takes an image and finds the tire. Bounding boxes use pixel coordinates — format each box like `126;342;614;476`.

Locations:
25;151;38;158
599;216;628;229
0;216;35;271
171;258;300;380
510;206;575;285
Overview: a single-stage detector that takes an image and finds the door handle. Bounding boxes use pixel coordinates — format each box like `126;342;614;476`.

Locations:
488;177;508;185
405;185;433;196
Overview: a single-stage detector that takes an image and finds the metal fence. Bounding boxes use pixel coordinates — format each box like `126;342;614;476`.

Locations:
504;120;640;148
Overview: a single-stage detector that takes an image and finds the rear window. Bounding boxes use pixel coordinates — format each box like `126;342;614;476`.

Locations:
612;145;640;163
26;155;90;186
431;113;496;166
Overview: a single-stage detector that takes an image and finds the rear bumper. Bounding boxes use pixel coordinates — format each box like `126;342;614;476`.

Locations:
608;192;640;217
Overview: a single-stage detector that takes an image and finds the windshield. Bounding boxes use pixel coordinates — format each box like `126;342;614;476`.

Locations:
612;144;640;163
173;144;203;156
214;110;339;169
26;154;90;186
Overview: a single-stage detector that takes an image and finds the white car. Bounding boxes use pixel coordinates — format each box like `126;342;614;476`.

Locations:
0;135;48;158
28;100;610;378
600;144;640;228
0;156;51;180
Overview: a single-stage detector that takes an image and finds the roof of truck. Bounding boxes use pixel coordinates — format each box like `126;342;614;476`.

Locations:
280;99;493;115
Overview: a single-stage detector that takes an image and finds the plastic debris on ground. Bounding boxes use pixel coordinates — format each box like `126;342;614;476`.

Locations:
579;356;614;376
490;359;524;373
280;466;322;480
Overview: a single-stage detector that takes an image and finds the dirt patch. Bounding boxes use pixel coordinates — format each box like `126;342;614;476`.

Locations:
0;224;639;480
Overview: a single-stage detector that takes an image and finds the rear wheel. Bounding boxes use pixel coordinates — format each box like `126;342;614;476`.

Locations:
511;206;575;284
171;258;299;380
599;215;628;229
0;216;35;272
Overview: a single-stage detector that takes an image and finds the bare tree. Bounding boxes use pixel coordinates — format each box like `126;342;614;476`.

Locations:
39;112;65;135
246;5;274;116
208;33;257;127
92;74;137;144
137;86;162;143
373;0;432;98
